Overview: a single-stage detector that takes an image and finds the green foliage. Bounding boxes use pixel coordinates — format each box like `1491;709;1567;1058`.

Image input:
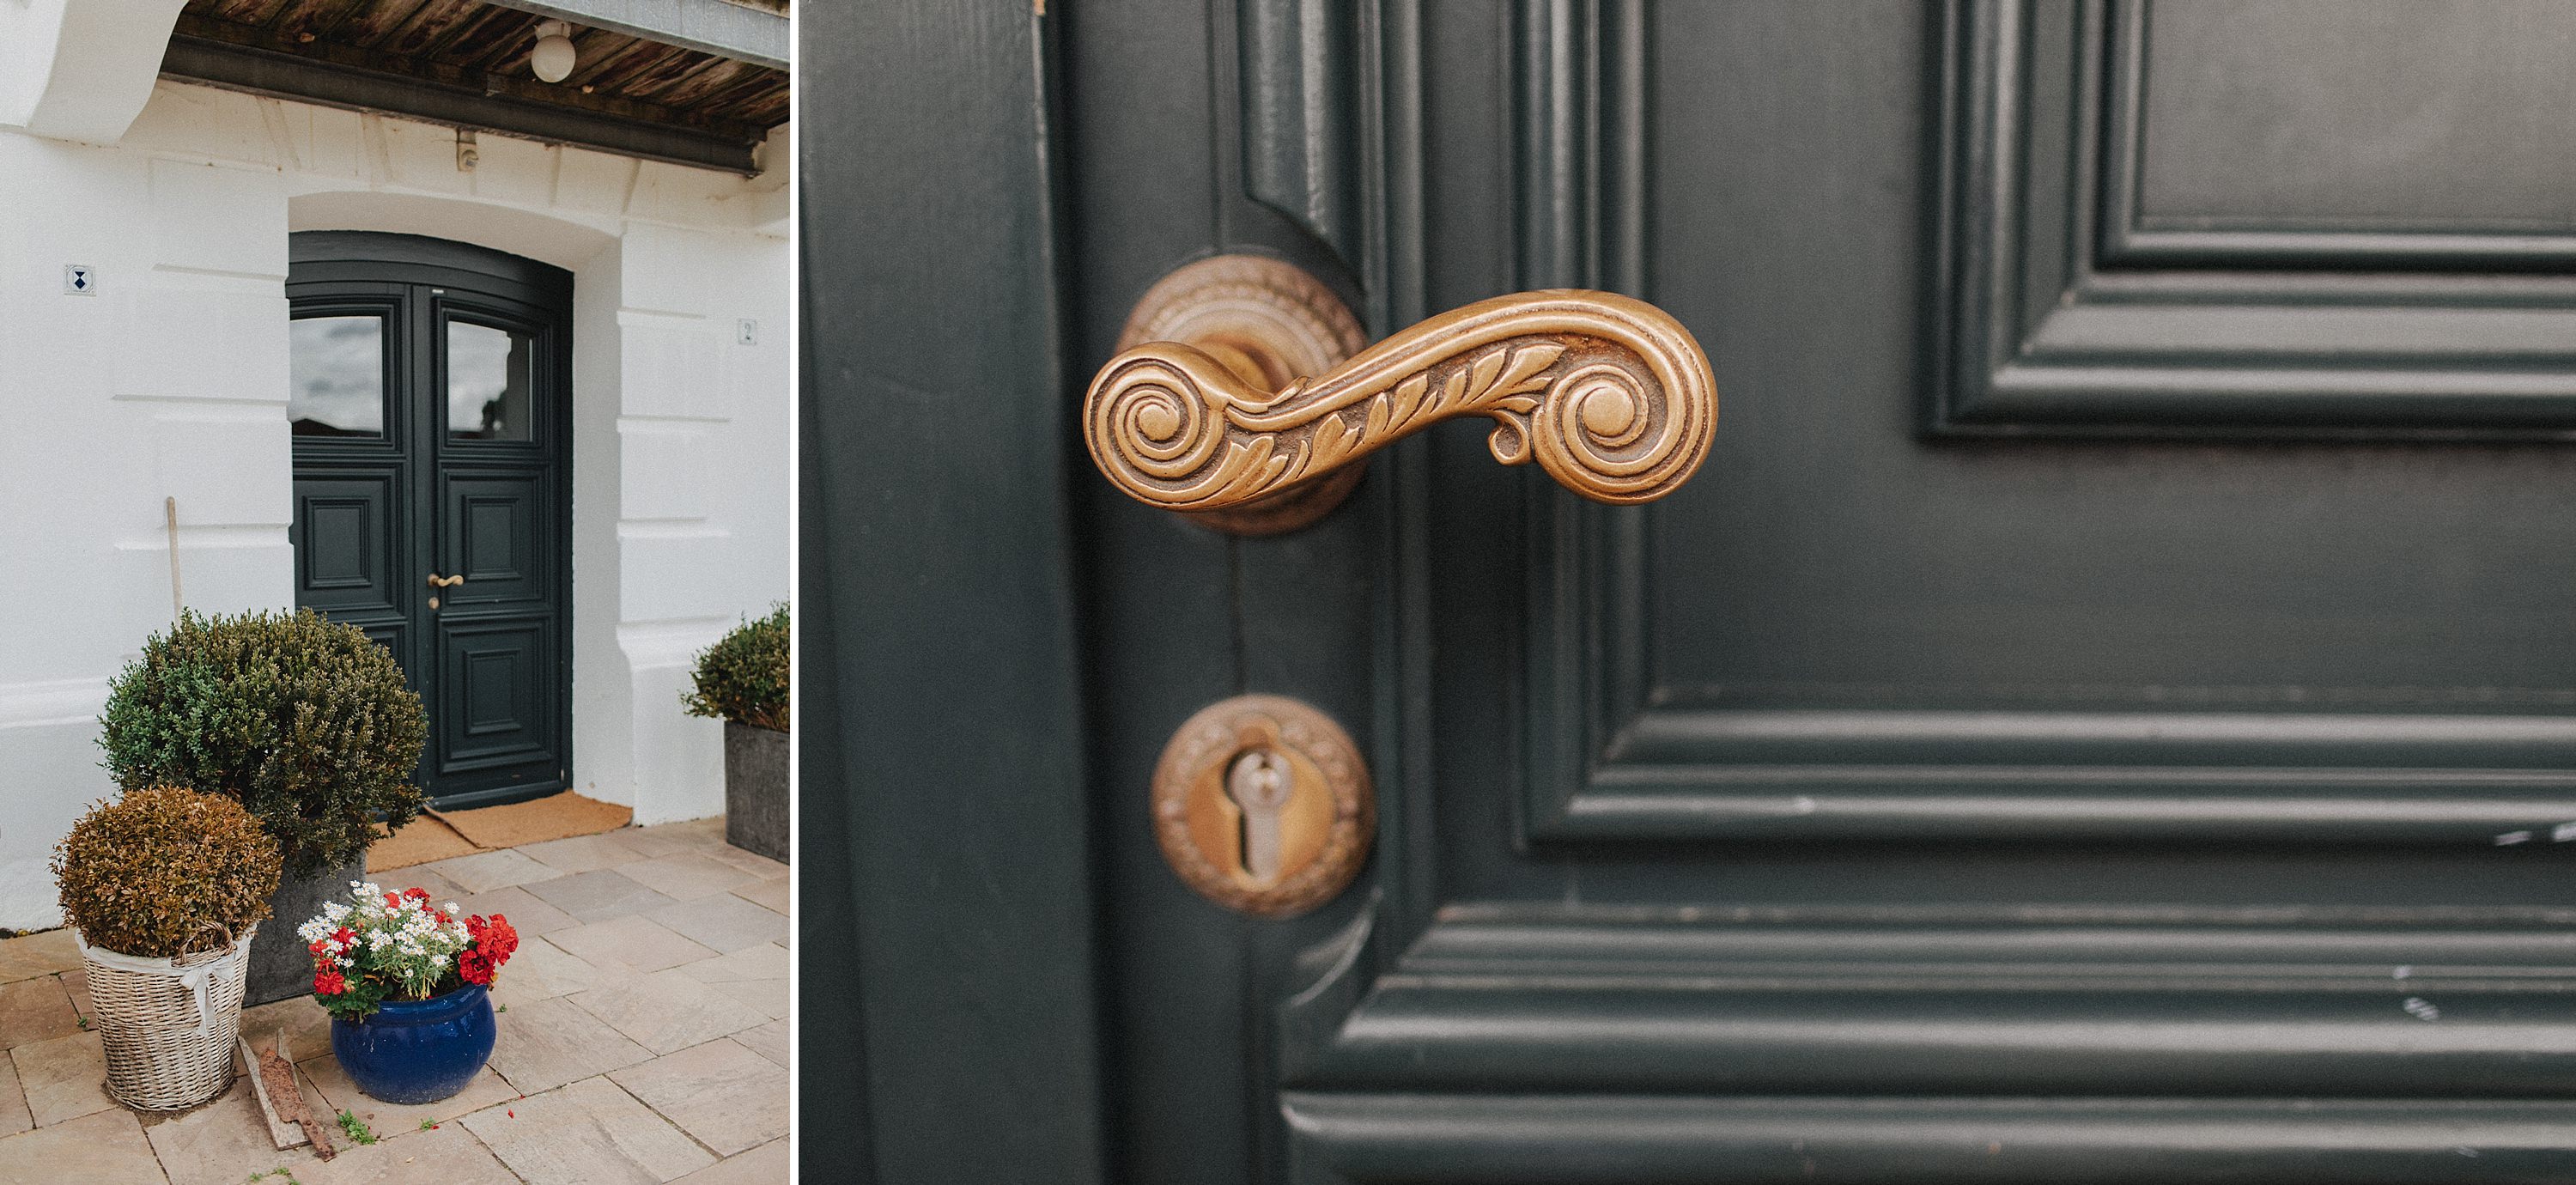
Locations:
99;609;426;875
681;605;789;732
337;1109;379;1146
52;786;282;959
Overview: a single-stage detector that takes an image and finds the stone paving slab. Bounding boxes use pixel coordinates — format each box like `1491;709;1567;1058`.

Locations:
677;942;785;987
485;995;653;1095
609;1037;786;1158
699;846;787;880
418;849;561;896
517;832;647;876
671;1138;788;1184
647;893;787;955
730;878;788;915
0;1053;31;1136
301;1054;521;1135
0;817;789;1183
0;929;79;985
733;1020;787;1069
0;977;78;1052
301;1121;524;1185
463;1076;714;1185
0;1104;166;1185
546;915;719;975
388;866;473;904
612;854;759;902
142;1079;281;1185
572;969;768;1055
489;937;611;1010
13;1030;112;1127
525;869;680;925
453;885;580;937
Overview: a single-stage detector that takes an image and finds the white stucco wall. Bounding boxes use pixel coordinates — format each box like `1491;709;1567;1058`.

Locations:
0;82;789;929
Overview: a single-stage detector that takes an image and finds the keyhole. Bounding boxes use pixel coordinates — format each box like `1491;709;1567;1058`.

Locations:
1226;748;1292;883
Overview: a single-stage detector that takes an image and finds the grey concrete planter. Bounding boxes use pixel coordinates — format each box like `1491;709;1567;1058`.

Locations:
725;721;788;863
245;853;367;1006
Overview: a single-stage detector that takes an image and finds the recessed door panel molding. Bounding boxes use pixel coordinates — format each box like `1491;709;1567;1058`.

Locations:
2108;0;2576;259
442;473;545;600
293;477;397;608
1485;1;2576;848
436;617;557;771
1929;0;2576;436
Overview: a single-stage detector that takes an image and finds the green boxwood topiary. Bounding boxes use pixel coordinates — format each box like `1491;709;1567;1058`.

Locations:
682;605;789;732
54;785;283;958
99;609;427;876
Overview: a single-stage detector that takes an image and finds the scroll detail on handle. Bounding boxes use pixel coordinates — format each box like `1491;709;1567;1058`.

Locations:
1084;289;1717;510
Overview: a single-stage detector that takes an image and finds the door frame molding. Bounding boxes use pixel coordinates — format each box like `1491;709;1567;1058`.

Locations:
799;5;1106;1183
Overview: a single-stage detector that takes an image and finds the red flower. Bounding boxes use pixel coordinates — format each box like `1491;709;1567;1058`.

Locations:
383;891;402;908
307;938;330;956
469;912;523;979
331;927;354;945
313;970;346;995
403;886;431;902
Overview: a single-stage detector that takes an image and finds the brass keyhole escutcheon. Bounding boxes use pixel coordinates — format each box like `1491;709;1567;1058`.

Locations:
1152;695;1374;917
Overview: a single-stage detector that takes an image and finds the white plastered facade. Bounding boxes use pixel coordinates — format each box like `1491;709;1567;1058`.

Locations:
0;64;790;928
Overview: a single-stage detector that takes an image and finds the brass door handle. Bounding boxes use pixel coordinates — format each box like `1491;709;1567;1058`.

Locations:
427;574;465;588
1085;264;1717;520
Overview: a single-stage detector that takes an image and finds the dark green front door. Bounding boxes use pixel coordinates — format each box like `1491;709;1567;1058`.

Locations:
288;233;573;810
809;3;2576;1180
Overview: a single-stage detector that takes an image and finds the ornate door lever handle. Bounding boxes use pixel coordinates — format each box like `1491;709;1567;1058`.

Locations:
1084;262;1717;526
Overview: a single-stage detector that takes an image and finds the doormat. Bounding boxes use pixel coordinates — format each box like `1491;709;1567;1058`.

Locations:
368;814;478;872
429;792;633;851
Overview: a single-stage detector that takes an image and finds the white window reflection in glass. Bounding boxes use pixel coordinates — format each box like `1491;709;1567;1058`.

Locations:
449;322;532;441
289;315;385;437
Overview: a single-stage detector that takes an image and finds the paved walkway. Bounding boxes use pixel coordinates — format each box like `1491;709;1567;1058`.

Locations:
0;817;787;1184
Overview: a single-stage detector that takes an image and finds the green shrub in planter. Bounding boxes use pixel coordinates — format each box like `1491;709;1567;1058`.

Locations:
682;605;789;732
54;785;282;958
99;609;427;877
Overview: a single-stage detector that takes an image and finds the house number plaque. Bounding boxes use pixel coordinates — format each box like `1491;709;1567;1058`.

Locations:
1151;695;1373;917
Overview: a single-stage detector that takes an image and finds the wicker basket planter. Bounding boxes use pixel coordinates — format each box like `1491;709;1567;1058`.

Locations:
76;924;256;1111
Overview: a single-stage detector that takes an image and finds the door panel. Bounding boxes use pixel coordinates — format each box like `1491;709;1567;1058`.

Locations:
1037;1;2576;1182
808;0;2576;1181
441;474;544;599
292;477;398;611
434;618;557;768
289;233;573;809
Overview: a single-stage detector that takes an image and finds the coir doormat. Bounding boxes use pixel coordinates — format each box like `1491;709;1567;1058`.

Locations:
368;791;633;872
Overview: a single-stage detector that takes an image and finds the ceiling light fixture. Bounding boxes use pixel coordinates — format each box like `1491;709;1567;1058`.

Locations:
531;20;578;84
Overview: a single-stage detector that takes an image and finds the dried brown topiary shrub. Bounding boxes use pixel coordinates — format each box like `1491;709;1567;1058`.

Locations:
53;785;283;959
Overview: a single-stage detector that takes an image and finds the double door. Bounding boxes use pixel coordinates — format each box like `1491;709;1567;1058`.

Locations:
288;232;571;809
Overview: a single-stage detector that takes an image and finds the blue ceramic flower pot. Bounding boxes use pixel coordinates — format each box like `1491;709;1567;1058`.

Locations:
329;983;496;1104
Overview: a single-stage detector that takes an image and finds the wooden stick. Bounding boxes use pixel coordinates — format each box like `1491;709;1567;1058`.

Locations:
164;496;184;620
